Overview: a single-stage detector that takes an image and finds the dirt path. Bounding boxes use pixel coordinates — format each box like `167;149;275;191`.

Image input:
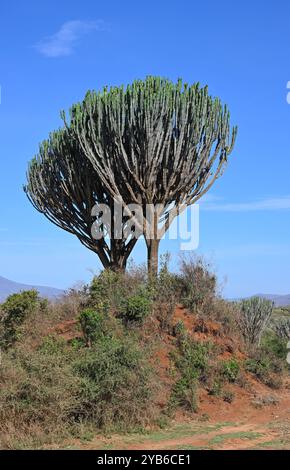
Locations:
61;417;290;451
124;423;276;450
59;387;290;451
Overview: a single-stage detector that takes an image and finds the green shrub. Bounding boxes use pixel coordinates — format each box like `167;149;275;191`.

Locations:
222;358;240;383
208;379;223;397
171;375;199;412
0;290;44;348
79;306;109;346
245;349;284;389
261;330;287;359
89;270;123;307
0;341;80;447
170;333;212;411
119;287;152;323
173;320;186;338
153;254;179;330
245;356;270;378
39;335;67;355
0;331;157;447
73;335;155;429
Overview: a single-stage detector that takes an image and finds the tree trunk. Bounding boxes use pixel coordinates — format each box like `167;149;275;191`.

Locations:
109;258;126;272
147;238;160;277
110;240;127;272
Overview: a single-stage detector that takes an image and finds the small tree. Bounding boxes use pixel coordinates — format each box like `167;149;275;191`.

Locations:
238;297;273;346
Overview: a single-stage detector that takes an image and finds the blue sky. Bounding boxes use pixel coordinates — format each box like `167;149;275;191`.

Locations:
0;0;290;297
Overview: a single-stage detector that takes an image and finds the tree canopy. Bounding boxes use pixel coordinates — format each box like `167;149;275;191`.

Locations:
25;76;237;274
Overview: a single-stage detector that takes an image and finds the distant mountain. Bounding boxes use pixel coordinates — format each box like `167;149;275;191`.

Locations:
233;294;290;307
253;293;290;307
0;276;64;303
229;294;290;307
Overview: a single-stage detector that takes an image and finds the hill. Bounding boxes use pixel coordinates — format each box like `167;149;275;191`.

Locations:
253;293;290;307
0;275;64;302
0;263;289;449
232;294;290;307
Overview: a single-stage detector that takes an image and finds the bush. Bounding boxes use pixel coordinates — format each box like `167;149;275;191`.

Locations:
153;254;179;331
222;358;240;383
0;290;45;348
171;376;199;412
73;335;156;429
237;296;273;346
223;390;235;403
208;378;223;397
79;306;109;346
245;349;284;389
89;270;124;308
170;332;212;411
0;340;80;447
178;255;217;315
89;267;148;314
119;287;152;323
173;320;186;337
0;330;157;447
261;330;287;360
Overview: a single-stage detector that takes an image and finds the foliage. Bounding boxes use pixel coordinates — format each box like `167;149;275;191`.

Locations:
221;358;240;383
0;261;289;448
119;287;153;323
0;290;45;348
178;255;217;314
170;331;212;412
0;329;156;447
0;340;80;448
261;330;288;359
79;306;110;346
89;270;124;308
25;77;237;274
73;336;155;429
153;253;179;330
237;296;273;346
222;390;235;403
245;349;283;389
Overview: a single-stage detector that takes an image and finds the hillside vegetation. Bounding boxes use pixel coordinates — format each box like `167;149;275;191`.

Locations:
0;256;289;449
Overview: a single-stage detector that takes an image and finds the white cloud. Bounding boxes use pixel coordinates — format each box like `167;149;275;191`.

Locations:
201;196;290;212
34;20;107;58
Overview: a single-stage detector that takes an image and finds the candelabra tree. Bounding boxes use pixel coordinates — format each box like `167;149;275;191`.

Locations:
24;128;137;271
238;297;273;346
66;77;237;275
272;317;290;341
25;77;237;276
